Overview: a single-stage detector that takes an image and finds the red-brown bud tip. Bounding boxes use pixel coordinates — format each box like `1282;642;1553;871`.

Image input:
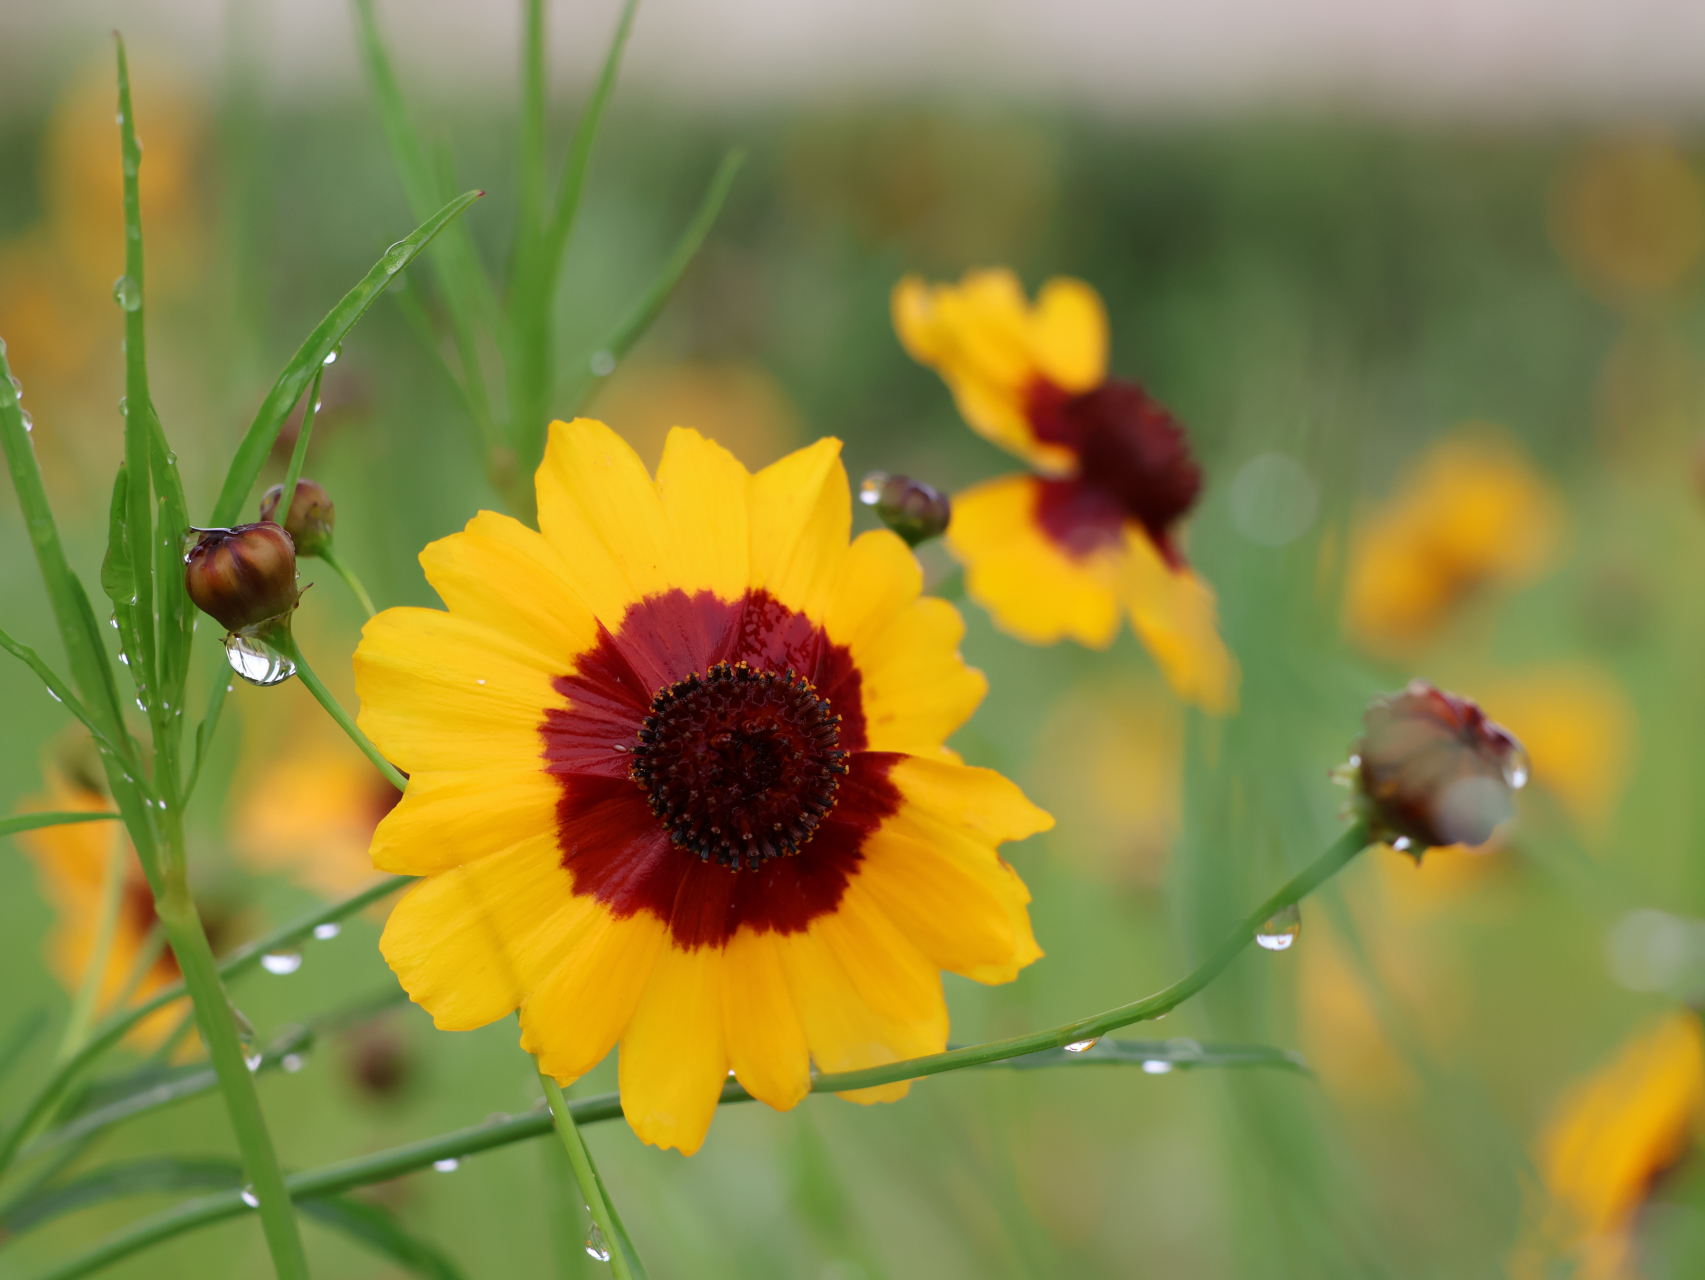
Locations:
1350;679;1528;855
258;479;335;558
858;471;952;546
184;523;300;634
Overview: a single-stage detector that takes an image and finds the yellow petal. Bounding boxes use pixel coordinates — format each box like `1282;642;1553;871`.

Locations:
419;510;599;668
619;944;729;1154
655;426;751;601
354;607;559;775
722;927;812;1111
747;436;849;621
821;528;922;658
947;474;1122;649
533;418;666;627
380;833;592;1031
858;597;987;757
523;908;667;1083
1031;276;1107;393
1119;533;1240;715
780;910;947;1105
369;766;560;875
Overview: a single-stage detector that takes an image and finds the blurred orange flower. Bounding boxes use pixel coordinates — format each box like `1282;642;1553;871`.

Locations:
1528;1012;1705;1278
894;269;1237;713
14;760;185;1051
1553;133;1705;308
1343;430;1563;654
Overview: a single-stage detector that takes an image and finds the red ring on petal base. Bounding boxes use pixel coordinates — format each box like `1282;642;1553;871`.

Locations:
1026;377;1201;566
541;588;902;949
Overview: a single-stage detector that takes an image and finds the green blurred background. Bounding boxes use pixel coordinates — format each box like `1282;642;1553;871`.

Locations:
5;7;1705;1277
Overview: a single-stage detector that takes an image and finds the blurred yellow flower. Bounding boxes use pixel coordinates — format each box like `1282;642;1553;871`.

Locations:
15;762;184;1051
1553;134;1705;307
1343;431;1563;654
1477;664;1635;834
587;360;801;473
894;269;1238;713
1531;1012;1705;1278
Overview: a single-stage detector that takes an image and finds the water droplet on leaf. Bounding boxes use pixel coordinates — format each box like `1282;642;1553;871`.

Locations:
240;1186;260;1208
585;1224;611;1262
260;951;302;975
322;346;341;366
589;350;616;377
282;1053;306;1073
1141;1060;1174;1075
313;922;341;941
1255;903;1301;952
433;1157;460;1173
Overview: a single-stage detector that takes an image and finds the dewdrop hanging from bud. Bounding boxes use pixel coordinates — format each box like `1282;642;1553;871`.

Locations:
1339;679;1528;858
259;479;335;559
859;471;952;547
183;523;301;686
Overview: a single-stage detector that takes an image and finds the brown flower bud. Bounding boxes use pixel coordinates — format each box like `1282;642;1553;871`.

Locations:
259;479;335;559
184;523;300;634
859;471;952;546
1349;679;1528;856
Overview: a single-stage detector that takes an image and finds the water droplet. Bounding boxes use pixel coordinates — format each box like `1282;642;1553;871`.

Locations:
476;678;486;686
1504;746;1531;790
245;1053;264;1072
118;397;128;417
19;410;31;433
9;375;20;395
1255;903;1302;952
313;922;342;941
1064;1038;1100;1053
585;1224;611;1262
47;687;62;702
109;615;119;629
260;951;302;975
119;652;130;665
589;350;616;377
112;275;142;312
859;471;888;506
282;1053;306;1073
1141;1060;1174;1075
381;240;410;274
1391;835;1413;852
240;1186;260;1208
322;346;341;366
433;1157;460;1173
224;633;296;687
312;400;322;413
135;697;146;711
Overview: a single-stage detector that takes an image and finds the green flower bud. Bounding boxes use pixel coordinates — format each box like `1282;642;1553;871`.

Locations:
859;471;952;547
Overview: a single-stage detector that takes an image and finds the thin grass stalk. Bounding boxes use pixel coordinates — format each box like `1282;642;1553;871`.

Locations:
318;549;378;618
538;1073;641;1280
274;366;324;532
54;828;130;1064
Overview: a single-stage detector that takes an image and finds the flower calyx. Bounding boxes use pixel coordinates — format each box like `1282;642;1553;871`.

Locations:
1337;678;1528;858
259;479;335;559
859;471;952;547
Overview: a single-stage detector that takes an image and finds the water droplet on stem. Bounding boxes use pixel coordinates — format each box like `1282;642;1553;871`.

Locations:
224;633;296;686
433;1157;460;1173
1255;903;1302;952
260;951;302;975
112;275;142;312
585;1224;612;1262
1064;1038;1099;1053
313;922;342;941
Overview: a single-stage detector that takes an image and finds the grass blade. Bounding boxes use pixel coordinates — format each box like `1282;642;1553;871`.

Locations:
0;626;154;799
553;149;743;437
207;188;483;526
0;1156;243;1240
300;1197;469;1280
0;812;122;838
0;1008;50;1086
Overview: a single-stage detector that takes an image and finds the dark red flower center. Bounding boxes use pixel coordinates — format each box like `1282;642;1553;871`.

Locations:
629;662;849;870
1025;377;1201;565
542;588;902;949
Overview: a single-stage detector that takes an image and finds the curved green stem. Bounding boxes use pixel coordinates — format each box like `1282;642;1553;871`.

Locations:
278;636;403;790
538;1072;641;1280
274;368;322;531
317;548;377;618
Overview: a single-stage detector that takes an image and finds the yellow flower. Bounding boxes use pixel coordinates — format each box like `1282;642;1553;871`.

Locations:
354;419;1052;1155
15;765;183;1050
1534;1012;1705;1277
893;269;1238;714
1343;431;1563;654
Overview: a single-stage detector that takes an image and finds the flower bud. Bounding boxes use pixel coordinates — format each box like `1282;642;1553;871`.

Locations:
859;471;952;546
259;479;335;559
1346;679;1528;856
184;523;300;635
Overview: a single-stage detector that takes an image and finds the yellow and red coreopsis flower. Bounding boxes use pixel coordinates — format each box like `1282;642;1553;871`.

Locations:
1530;1012;1705;1278
893;269;1237;714
354;419;1052;1155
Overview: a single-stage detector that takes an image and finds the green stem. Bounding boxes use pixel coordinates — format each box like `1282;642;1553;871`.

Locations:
54;828;130;1064
0;812;123;838
538;1072;640;1280
278;636;403;790
152;812;309;1278
0;876;410;1176
317;548;377;619
110;922;167;1015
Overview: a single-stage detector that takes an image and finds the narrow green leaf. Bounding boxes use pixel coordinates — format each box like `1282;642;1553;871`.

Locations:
0;1156;243;1239
553;150;744;444
0;626;153;798
184;661;231;802
0;812;122;839
115;39;158;724
0;1008;50;1086
301;1196;469;1280
207;189;483;527
147;413;193;717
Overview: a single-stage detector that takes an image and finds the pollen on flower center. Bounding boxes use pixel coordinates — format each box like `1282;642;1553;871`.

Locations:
628;661;850;870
